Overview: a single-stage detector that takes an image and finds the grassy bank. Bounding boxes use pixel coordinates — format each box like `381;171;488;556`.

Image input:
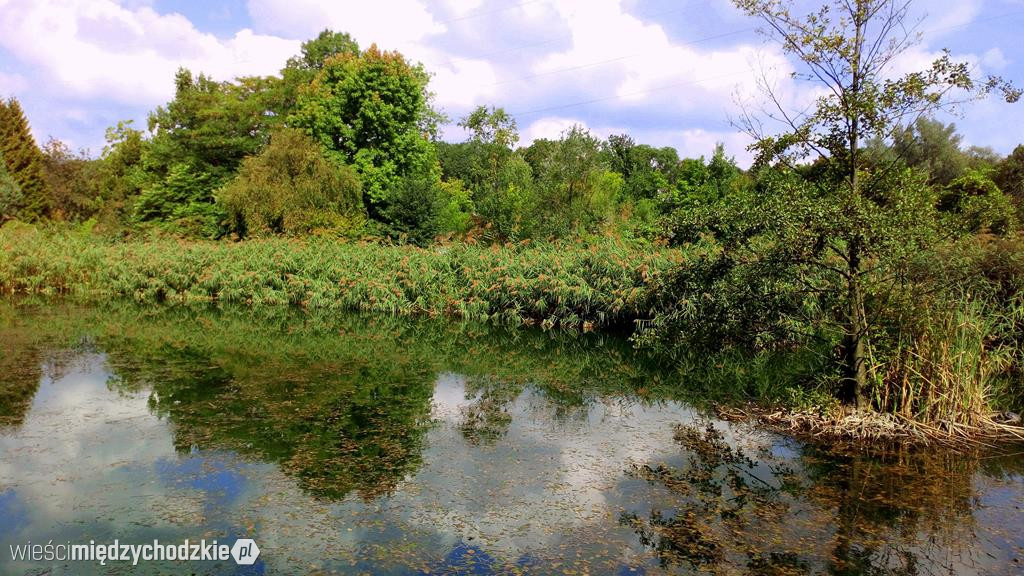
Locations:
0;224;680;330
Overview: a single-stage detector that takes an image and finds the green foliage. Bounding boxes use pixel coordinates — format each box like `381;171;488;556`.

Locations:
134;163;223;237
0;149;23;221
941;168;1019;235
994;144;1024;216
731;0;1019;410
219;128;363;237
0;97;49;220
286;29;360;72
94;121;147;229
293;45;437;210
434;179;474;236
279;29;360;114
40;138;102;222
525;126;617;236
892;117;969;186
460;105;518;149
139;69;280;234
378;171;445;245
0;226;678;330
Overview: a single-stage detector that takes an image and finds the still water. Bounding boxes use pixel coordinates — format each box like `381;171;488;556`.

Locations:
0;303;1021;575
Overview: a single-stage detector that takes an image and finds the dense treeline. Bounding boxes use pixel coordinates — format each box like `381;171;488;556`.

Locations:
2;0;1023;434
0;31;750;243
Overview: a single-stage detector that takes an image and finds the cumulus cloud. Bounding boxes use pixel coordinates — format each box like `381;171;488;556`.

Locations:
246;0;445;49
0;0;299;106
0;0;1018;162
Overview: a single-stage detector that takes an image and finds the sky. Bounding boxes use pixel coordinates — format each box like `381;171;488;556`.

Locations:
1;0;1023;167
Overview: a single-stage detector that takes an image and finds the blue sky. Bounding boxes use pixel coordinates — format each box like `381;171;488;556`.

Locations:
1;0;1023;166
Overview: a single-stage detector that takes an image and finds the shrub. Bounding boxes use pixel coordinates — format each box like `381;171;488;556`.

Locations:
219;128;363;238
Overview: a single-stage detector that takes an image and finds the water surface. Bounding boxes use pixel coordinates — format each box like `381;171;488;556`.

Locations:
0;303;1021;575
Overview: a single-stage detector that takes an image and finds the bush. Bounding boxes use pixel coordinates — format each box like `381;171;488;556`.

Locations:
0;227;680;331
219;128;363;238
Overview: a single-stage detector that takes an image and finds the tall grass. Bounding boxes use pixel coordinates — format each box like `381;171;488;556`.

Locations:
873;235;1024;428
0;223;681;330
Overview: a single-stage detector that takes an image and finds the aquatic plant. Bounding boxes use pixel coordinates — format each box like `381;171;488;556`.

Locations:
0;225;679;330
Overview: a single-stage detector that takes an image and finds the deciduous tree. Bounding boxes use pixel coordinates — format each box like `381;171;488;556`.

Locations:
733;0;1019;409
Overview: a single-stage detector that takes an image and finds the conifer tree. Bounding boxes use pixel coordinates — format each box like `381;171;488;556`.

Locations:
0;148;24;221
0;97;49;219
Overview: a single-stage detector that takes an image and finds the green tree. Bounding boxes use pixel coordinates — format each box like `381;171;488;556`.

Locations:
732;0;1019;409
96;121;146;226
139;69;280;234
279;30;361;114
0;97;49;219
0;149;23;221
891;117;968;186
994;144;1024;215
941;168;1018;235
524;126;617;235
41;138;102;222
292;45;439;214
219;128;363;237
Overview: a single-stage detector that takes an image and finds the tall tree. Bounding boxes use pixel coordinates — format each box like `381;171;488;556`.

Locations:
0;149;23;221
279;30;361;115
41;138;101;221
292;44;439;213
891;117;967;186
0;97;49;219
994;144;1024;213
139;69;279;234
733;0;1019;409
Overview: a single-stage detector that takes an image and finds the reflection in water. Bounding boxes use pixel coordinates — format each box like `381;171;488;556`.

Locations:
0;302;1021;575
624;423;1024;575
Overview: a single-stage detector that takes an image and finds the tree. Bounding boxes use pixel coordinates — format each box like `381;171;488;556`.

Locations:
96;120;146;225
292;45;439;213
219;128;363;237
286;29;360;72
733;0;1019;409
0;149;23;221
994;144;1024;215
139;69;280;234
41;138;101;221
0;97;49;219
525;126;614;235
279;30;361;115
891;117;967;186
460;105;518;150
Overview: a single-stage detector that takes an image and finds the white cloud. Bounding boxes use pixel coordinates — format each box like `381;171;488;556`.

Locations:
246;0;445;49
982;47;1008;70
441;0;483;17
529;0;792;117
428;55;499;108
0;0;299;106
521;116;590;144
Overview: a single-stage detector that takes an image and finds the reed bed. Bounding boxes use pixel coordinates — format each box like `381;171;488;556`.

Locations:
0;225;681;329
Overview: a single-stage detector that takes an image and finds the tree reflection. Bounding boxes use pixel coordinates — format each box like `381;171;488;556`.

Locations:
0;302;672;502
624;422;1019;575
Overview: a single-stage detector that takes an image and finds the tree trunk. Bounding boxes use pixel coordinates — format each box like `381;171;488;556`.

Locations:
842;10;870;411
844;239;870;410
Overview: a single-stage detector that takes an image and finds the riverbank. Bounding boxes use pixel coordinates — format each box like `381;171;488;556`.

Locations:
4;223;1023;447
0;223;679;330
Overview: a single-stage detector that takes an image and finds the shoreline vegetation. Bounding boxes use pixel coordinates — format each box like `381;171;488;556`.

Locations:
0;225;677;330
2;2;1024;448
3;224;1023;447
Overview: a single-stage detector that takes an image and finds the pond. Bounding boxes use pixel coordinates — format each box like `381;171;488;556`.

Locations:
0;303;1021;575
